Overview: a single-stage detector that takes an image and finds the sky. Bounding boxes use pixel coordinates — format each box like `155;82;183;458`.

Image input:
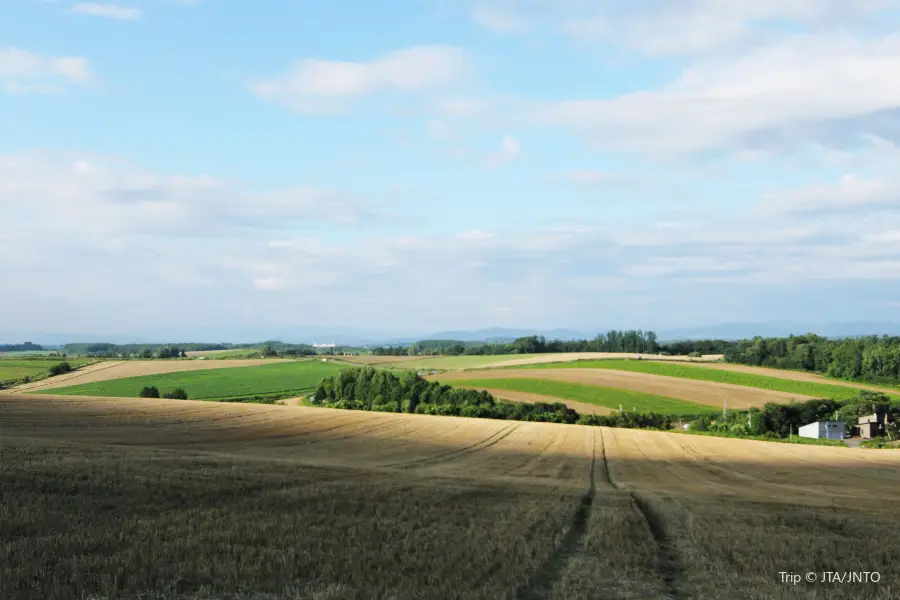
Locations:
2;0;900;340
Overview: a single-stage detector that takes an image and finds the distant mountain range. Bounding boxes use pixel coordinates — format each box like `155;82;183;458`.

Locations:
4;321;900;347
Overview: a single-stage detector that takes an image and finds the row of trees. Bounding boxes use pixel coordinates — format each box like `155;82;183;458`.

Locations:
373;331;735;357
139;386;189;400
62;342;246;358
725;335;900;383
312;368;580;423
0;342;44;352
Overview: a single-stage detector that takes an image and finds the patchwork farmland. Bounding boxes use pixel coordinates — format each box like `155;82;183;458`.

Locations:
37;360;345;401
429;367;814;410
7;358;289;394
4;394;899;599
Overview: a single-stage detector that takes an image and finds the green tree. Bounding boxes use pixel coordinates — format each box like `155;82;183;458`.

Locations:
48;362;72;376
139;386;160;398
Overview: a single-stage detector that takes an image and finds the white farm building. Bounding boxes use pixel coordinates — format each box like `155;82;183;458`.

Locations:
798;420;845;440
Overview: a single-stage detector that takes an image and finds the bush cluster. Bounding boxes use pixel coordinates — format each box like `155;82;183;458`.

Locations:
138;386;188;400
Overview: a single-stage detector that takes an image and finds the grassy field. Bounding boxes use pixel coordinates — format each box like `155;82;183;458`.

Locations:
45;360;344;400
524;359;896;400
447;378;718;415
0;358;94;384
3;394;899;599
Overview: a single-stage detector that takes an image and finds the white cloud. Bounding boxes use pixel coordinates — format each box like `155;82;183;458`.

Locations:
70;3;142;20
249;45;469;114
531;34;900;153
761;174;900;215
482;134;521;168
471;5;530;32
0;47;93;94
471;0;900;55
0;151;391;238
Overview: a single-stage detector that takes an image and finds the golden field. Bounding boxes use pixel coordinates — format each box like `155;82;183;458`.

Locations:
2;394;899;599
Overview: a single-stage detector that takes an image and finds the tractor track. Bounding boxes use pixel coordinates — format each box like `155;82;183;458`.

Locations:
383;423;522;469
515;428;598;600
601;429;685;600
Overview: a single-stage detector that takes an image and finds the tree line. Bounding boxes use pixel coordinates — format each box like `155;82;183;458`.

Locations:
725;335;900;383
373;330;736;357
0;342;44;352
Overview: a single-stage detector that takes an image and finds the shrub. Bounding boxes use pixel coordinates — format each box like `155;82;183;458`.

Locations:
164;388;189;400
48;362;73;376
139;386;160;398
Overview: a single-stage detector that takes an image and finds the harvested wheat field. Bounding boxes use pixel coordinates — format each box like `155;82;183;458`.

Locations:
3;394;898;600
3;359;286;393
431;368;810;409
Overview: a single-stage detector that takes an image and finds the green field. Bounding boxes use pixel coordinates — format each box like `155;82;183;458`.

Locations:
445;378;718;415
0;359;95;384
519;359;897;401
47;361;345;401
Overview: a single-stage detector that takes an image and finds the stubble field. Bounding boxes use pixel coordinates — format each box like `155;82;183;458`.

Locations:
3;394;898;600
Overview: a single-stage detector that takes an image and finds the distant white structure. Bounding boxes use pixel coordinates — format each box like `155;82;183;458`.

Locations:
313;342;337;349
798;420;845;440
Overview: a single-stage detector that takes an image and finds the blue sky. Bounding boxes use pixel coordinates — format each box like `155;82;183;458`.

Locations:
2;0;900;339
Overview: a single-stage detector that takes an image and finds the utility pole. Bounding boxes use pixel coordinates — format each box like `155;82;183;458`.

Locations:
723;398;727;419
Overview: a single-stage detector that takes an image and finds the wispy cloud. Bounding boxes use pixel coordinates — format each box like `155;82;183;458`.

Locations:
760;174;900;215
249;45;469;114
529;34;900;153
70;3;142;21
482;134;521;169
0;47;93;94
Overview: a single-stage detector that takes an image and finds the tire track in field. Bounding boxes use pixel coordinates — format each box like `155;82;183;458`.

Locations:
515;428;597;600
500;428;563;476
383;423;521;469
601;429;685;600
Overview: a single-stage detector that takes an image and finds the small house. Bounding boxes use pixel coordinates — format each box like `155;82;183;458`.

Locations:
858;411;893;439
798;420;845;440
